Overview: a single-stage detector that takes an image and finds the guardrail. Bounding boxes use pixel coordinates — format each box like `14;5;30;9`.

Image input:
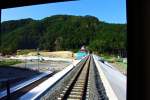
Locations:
0;71;52;99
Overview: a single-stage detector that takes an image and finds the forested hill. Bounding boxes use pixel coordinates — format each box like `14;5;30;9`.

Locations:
1;15;127;56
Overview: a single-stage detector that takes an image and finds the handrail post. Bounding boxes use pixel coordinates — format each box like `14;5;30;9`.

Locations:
6;80;10;100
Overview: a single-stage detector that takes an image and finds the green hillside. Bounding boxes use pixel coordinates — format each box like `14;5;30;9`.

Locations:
0;15;127;56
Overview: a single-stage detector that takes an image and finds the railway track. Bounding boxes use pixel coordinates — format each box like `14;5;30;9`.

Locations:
56;55;108;100
1;72;55;100
57;56;91;100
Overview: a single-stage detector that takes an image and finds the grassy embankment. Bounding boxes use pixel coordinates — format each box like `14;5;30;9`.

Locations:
100;53;127;75
0;49;34;66
0;60;22;66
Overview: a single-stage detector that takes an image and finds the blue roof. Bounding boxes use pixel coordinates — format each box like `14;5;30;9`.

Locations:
75;51;87;59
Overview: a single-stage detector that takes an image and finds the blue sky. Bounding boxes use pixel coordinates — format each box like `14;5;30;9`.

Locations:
1;0;126;23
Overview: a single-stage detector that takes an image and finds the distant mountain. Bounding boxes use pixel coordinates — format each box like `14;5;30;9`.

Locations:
0;15;127;56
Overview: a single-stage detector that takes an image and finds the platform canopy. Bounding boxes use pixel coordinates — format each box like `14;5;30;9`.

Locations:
0;0;75;9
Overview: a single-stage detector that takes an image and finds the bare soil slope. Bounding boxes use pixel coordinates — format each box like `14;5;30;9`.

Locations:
28;51;74;59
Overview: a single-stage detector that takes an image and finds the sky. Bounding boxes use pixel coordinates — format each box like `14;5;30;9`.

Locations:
1;0;126;23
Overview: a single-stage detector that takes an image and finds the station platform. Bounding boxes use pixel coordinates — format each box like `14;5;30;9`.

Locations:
93;54;126;100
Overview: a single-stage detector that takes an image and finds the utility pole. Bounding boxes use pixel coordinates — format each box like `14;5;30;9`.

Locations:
25;56;27;69
37;48;40;71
